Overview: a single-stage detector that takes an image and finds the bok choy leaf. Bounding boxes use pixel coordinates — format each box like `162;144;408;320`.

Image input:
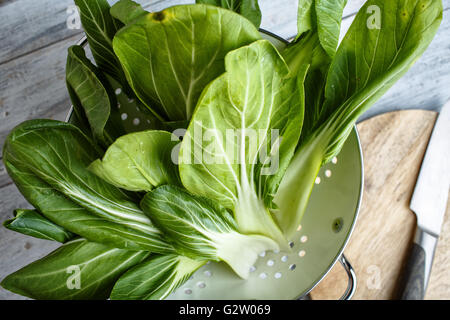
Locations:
89;130;181;192
3;120;174;253
112;4;261;121
4;209;76;243
110;254;204;300
179;40;307;247
0;239;149;300
274;0;443;238
141;185;278;279
3;154;170;251
66;45;124;148
74;0;129;92
110;0;148;25
196;0;262;28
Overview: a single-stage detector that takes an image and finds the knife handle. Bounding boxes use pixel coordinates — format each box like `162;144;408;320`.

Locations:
398;228;438;300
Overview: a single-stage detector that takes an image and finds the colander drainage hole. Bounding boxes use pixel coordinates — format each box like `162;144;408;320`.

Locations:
300;235;308;243
274;272;282;279
259;272;267;279
315;177;321;184
184;288;192;295
267;259;274;267
197;281;206;289
133;118;140;126
333;218;344;233
204;270;212;277
115;88;122;95
281;255;288;262
121;113;128;120
298;250;306;257
289;264;296;271
288;241;294;248
332;156;338;164
249;266;256;273
325;169;332;178
259;251;266;257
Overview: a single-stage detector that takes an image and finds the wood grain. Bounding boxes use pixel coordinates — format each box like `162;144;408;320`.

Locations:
310;110;450;300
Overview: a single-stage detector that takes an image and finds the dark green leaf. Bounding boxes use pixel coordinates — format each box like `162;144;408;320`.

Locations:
240;0;262;27
66;45;124;148
110;0;148;24
295;0;347;57
0;239;149;300
3;120;173;253
110;254;204;300
74;0;128;88
4;209;75;243
197;0;261;27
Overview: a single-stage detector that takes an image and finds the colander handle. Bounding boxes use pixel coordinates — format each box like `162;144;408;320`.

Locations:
339;254;357;300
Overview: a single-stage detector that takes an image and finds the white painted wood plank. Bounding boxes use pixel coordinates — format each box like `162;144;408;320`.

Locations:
0;0;368;64
0;0;192;64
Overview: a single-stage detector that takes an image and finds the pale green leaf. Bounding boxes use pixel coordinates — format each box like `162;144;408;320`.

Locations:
179;40;305;246
113;4;261;121
89;130;181;192
110;254;204;300
141;185;278;279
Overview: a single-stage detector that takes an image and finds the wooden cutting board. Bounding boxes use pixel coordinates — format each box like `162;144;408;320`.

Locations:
310;110;450;300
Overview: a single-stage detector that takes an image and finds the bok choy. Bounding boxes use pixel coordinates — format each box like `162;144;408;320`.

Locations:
273;0;443;238
1;0;442;300
141;185;278;279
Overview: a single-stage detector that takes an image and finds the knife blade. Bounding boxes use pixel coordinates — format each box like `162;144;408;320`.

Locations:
399;101;450;300
410;102;450;236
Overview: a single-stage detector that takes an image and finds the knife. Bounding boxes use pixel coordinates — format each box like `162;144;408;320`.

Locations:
398;101;450;300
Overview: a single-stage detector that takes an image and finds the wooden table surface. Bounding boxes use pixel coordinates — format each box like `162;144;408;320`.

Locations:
310;110;450;300
0;0;449;300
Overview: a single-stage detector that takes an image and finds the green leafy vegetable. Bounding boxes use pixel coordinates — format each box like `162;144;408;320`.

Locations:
4;209;76;243
274;0;443;238
179;40;307;247
0;239;149;300
89;130;181;192
295;0;347;57
4;120;173;253
112;4;261;121
3;154;168;251
111;254;204;300
196;0;262;28
141;185;278;279
66;45;124;148
74;0;129;90
110;0;148;25
0;0;442;300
